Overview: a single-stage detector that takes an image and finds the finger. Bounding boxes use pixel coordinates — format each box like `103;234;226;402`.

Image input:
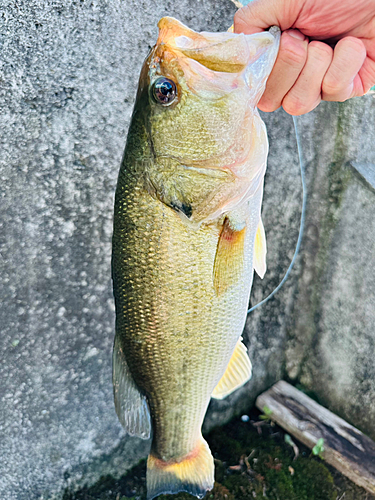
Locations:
234;0;295;34
358;37;375;93
322;37;366;101
282;41;333;115
257;30;308;112
359;57;375;94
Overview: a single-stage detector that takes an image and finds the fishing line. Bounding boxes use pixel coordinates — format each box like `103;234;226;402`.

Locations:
247;115;306;314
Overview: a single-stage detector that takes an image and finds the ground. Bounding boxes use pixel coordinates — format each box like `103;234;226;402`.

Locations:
63;409;375;500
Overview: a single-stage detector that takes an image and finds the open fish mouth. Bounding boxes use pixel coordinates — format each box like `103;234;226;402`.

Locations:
145;17;280;112
156;17;280;76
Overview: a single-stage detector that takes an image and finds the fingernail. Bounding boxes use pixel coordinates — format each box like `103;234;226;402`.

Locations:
286;30;306;41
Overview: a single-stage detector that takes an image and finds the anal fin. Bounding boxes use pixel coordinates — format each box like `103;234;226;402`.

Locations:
213;216;246;296
113;334;151;439
212;337;252;400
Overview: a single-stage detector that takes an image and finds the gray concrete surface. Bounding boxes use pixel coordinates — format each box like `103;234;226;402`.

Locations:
0;1;237;498
284;98;375;440
210;97;375;443
1;0;375;498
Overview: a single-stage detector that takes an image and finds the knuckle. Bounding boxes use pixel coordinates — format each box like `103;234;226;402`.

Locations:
322;83;351;101
282;94;307;116
258;98;280;112
279;36;307;68
337;36;366;55
234;5;257;32
308;41;333;62
322;74;346;95
233;9;247;29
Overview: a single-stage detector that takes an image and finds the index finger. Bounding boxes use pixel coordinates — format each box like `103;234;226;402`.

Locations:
234;0;295;34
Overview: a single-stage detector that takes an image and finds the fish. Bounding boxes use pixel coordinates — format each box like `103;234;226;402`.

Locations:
112;17;280;500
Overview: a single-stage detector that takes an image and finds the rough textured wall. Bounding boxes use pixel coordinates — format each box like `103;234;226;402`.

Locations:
1;0;375;498
284;97;375;440
0;1;237;498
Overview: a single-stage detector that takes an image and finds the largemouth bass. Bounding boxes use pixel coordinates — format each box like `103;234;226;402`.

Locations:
112;17;279;499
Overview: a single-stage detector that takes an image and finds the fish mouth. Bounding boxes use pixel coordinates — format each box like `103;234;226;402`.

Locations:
156;17;280;75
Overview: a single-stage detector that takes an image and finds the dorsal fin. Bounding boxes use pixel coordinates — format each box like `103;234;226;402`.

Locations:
253;217;267;279
212;337;252;400
113;334;151;439
213;217;246;296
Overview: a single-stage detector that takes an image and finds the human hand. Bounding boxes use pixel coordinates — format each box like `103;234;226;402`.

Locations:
234;0;375;115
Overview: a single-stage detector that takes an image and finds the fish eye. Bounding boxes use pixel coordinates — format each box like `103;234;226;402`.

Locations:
151;77;177;106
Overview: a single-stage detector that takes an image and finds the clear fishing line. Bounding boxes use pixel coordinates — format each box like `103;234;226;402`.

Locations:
247;115;306;314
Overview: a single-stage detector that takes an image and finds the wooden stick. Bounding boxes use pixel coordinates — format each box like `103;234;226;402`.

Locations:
255;381;375;494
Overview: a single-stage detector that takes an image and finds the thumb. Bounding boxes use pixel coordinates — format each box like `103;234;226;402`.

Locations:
234;0;293;34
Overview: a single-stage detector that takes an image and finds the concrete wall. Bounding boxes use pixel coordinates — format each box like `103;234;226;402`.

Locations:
284;99;375;439
0;1;236;498
241;96;375;442
1;0;374;498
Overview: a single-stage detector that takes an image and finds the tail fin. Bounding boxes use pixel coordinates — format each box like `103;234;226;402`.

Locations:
146;437;214;500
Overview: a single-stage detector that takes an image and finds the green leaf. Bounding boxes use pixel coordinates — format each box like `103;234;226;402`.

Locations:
312;438;325;457
263;406;273;416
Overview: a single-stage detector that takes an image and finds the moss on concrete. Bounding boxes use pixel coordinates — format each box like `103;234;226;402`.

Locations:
63;411;374;500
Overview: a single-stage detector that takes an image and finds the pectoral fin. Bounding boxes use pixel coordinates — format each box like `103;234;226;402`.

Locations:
213;217;246;296
212;337;252;400
113;334;151;439
253;218;267;279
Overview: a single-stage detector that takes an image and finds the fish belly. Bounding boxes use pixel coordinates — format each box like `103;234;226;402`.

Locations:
112;173;258;461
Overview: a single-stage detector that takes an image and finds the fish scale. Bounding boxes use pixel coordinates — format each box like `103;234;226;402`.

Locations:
114;184;254;450
113;164;259;450
112;16;280;499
